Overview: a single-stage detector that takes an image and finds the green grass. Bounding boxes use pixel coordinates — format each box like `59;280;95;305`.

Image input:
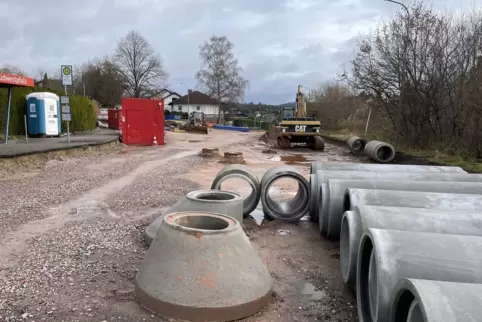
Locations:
322;129;482;173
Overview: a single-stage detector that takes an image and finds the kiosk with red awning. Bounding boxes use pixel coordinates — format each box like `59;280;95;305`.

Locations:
0;73;35;144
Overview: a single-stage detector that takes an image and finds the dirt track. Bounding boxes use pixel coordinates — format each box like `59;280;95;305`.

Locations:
0;130;360;322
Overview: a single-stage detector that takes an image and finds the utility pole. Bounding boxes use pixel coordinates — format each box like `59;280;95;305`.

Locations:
385;0;410;147
385;0;410;87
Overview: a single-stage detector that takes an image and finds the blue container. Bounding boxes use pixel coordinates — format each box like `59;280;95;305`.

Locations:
26;92;61;137
164;114;181;120
213;125;251;132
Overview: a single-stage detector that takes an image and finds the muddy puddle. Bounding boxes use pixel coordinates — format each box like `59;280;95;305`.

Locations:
268;154;313;166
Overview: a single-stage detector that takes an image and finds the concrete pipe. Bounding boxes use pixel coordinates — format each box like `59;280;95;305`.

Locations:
364;140;396;163
260;165;310;222
144;189;243;245
323;179;482;239
211;164;261;217
340;205;482;290
314;171;482;235
136;211;273;321
347;136;367;155
344;189;482;217
310;162;466;173
357;229;482;322
309;173;320;222
389;279;482;322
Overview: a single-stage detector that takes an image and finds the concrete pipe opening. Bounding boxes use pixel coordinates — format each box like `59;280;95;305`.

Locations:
343;192;352;212
407;300;424;322
377;146;395;162
347;136;367;155
261;166;310;222
309;174;320;222
318;183;329;234
266;177;309;217
391;290;417;322
358;235;377;322
174;214;230;230
365;140;396;163
194;191;236;201
168;212;236;233
339;213;355;285
210;165;261;217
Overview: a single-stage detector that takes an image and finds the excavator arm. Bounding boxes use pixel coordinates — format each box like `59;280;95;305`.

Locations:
295;84;306;118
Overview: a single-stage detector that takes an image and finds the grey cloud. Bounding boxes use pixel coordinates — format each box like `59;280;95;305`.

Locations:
0;0;476;103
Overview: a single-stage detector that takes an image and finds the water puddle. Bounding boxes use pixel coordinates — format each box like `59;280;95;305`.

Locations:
268;154;313;165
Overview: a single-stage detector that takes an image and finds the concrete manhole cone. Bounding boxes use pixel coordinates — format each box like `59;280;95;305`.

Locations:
144;190;243;246
136;211;273;321
219;152;246;164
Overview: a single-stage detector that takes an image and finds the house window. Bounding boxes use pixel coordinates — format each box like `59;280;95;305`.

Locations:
196;106;200;111
178;106;182;111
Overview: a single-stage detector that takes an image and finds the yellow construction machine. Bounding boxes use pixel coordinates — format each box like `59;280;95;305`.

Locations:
275;85;324;150
185;111;209;134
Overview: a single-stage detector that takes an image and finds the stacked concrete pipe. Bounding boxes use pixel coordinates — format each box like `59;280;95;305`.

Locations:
308;162;467;222
364;140;396;163
320;179;482;239
389;279;482;322
310;161;467;174
312;171;482;232
340;205;482;290
144;189;243;245
211;164;261;217
344;189;482;215
347;136;367;155
356;229;482;322
136;211;273;321
260;165;310;222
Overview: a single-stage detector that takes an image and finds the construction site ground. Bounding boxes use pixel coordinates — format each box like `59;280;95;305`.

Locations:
0;129;361;322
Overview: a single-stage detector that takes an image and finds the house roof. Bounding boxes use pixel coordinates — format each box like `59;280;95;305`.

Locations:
159;88;181;98
168;91;220;105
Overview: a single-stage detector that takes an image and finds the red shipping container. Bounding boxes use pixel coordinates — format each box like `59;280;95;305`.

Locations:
107;109;121;130
121;98;165;145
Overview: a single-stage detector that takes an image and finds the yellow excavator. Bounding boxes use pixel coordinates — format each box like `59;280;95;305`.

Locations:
275;85;324;150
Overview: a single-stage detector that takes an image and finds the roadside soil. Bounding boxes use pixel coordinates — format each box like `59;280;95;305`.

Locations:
0;130;360;322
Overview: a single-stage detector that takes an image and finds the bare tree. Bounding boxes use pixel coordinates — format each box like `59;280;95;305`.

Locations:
0;64;25;76
308;81;369;130
78;57;124;106
113;30;168;98
345;1;482;155
196;35;249;122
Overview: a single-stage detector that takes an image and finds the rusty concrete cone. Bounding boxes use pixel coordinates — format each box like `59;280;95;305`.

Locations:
144;190;243;246
135;211;273;321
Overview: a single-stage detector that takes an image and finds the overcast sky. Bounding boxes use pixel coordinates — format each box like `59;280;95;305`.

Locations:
0;0;479;104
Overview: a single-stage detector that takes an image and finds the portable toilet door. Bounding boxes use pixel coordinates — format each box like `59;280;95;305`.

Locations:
26;95;40;136
26;92;61;137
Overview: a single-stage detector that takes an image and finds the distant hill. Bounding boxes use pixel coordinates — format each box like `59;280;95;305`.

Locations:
280;102;296;108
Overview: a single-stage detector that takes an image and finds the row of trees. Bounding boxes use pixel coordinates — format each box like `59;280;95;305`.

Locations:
3;32;249;121
310;2;482;158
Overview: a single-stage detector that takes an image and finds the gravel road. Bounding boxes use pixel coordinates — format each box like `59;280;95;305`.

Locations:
0;130;359;322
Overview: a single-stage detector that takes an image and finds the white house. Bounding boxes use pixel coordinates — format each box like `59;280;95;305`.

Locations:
158;89;181;108
168;90;220;116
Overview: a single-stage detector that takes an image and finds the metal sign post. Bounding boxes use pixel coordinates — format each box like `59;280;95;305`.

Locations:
60;96;72;143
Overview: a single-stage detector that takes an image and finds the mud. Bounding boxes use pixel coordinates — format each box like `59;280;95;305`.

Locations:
0;130;359;322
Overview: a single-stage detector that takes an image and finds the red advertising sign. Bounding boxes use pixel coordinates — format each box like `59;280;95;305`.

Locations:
0;73;34;87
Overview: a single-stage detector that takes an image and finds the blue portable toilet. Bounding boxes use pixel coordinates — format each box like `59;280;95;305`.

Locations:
26;92;61;137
